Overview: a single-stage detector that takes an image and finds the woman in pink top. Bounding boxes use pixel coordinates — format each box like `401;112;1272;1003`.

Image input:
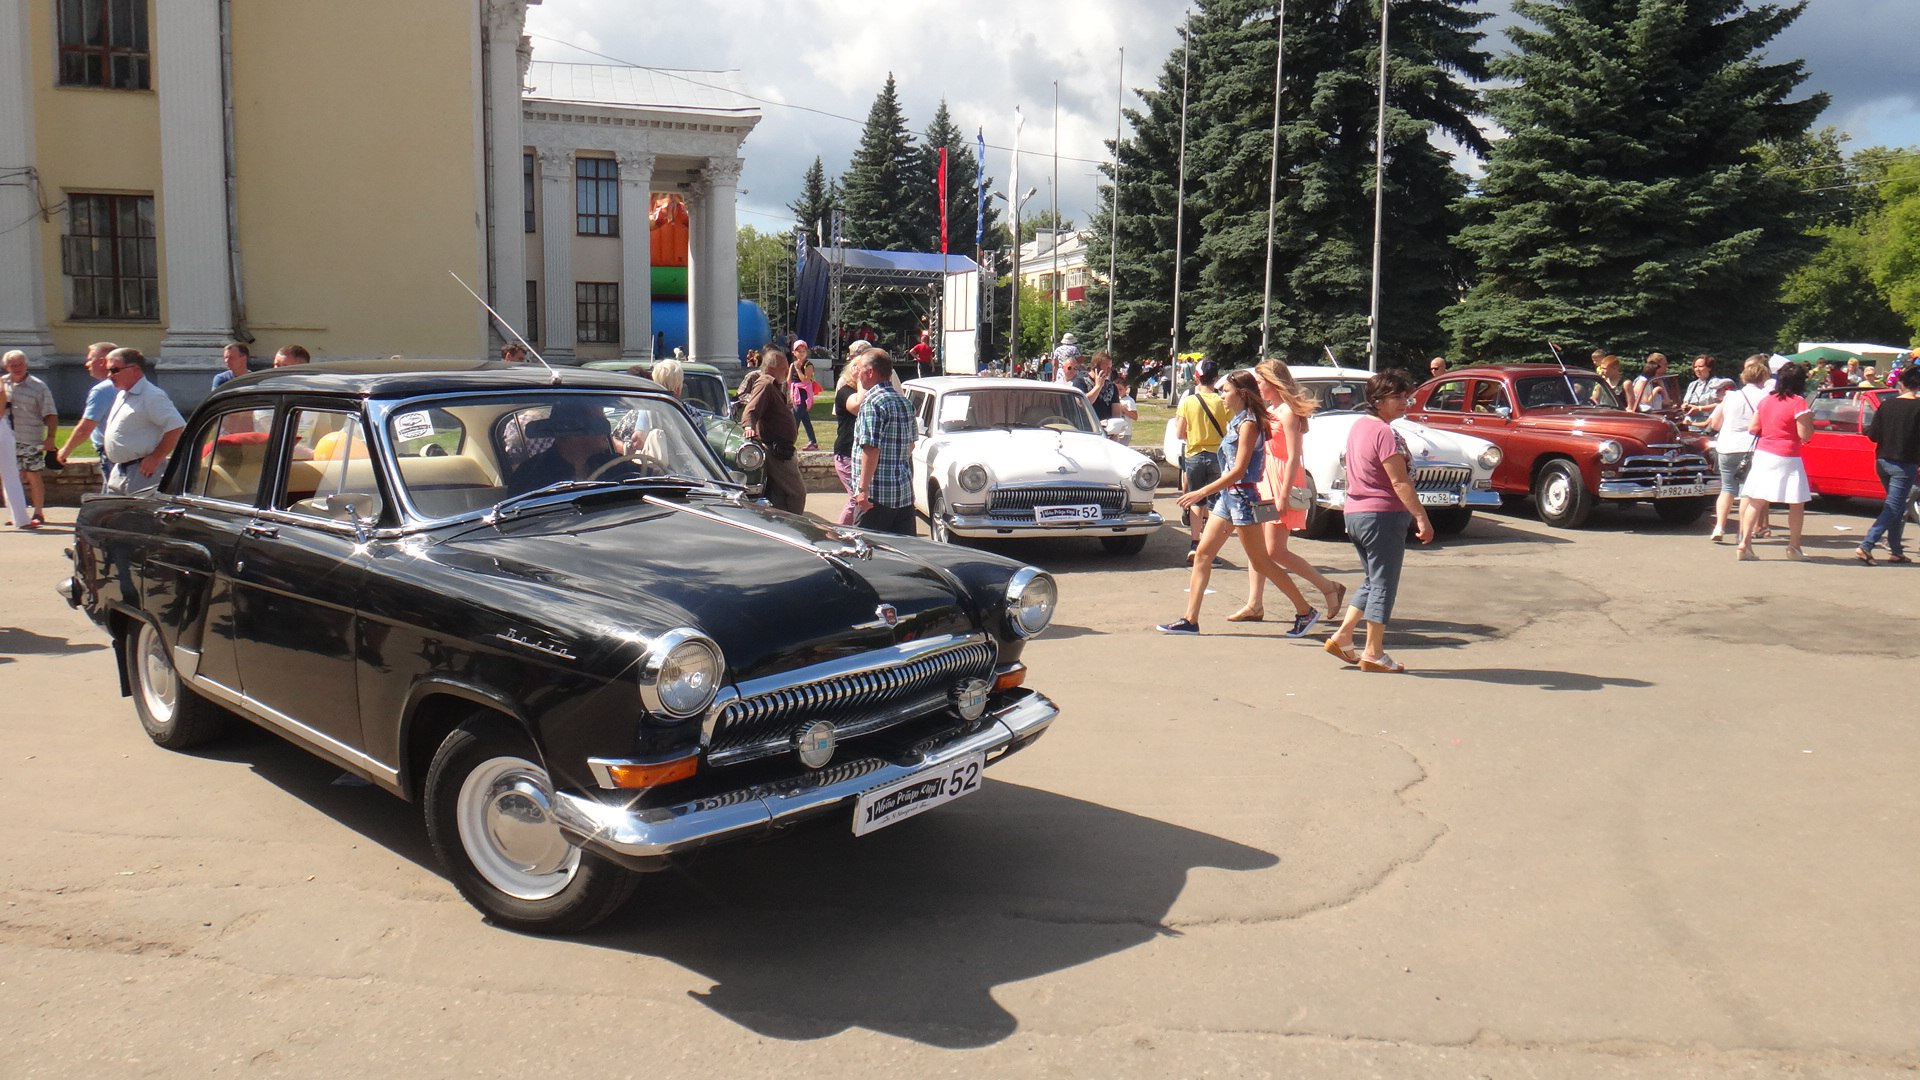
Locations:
1322;370;1434;673
1230;359;1346;622
1737;362;1813;560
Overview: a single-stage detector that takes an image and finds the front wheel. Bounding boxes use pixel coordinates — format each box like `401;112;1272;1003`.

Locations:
1100;534;1147;556
1429;507;1473;536
424;718;638;934
128;619;228;750
1532;460;1594;528
926;488;955;545
1653;496;1711;526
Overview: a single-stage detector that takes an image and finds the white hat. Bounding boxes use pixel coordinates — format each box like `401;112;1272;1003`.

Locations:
1768;354;1789;373
848;339;874;357
1060;332;1077;345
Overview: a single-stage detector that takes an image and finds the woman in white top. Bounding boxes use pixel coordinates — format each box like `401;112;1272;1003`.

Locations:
1705;355;1770;542
0;390;28;528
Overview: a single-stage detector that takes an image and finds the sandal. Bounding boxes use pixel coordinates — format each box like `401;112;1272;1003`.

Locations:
29;512;44;527
1856;548;1875;566
1323;639;1361;665
1754;525;1774;539
1784;547;1805;561
1322;581;1348;615
1224;606;1265;623
1359;654;1407;674
1889;553;1912;564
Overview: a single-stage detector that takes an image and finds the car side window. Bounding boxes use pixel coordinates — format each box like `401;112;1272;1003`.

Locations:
1471;381;1511;414
277;409;385;524
1427;380;1469;412
183;409;276;505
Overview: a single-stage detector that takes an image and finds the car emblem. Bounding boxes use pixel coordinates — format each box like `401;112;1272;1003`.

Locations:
875;604;899;628
792;720;836;769
1664;449;1678;462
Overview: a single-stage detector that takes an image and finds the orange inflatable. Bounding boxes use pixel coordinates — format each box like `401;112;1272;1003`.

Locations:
650;194;689;268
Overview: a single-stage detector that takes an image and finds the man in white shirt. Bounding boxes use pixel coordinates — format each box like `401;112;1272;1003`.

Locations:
100;349;186;495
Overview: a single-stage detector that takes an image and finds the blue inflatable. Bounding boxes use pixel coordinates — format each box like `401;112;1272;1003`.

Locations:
647;300;770;362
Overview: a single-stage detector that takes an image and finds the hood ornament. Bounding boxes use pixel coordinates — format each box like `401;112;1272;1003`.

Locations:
852;603;902;631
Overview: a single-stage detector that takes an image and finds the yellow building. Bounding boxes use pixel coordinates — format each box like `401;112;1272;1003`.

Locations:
0;1;756;411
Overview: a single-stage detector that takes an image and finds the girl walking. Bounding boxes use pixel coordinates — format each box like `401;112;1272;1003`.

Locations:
1230;359;1346;622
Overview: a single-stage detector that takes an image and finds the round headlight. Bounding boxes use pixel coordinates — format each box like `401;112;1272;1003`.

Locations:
735;440;767;471
1131;461;1160;492
1597;440;1624;465
958;464;989;494
1477;444;1503;470
640;627;723;720
1005;567;1057;639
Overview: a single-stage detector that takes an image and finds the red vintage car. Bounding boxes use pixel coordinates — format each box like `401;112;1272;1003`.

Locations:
1406;364;1719;528
1805;387;1919;521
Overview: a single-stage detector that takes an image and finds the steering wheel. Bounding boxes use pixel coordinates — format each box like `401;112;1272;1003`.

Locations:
1036;415;1074;430
587;453;670;481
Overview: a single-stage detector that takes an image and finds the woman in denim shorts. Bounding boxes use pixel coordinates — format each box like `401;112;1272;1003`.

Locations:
1157;371;1319;636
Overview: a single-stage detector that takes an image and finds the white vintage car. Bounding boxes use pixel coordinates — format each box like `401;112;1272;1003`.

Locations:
903;377;1163;555
1290;366;1504;538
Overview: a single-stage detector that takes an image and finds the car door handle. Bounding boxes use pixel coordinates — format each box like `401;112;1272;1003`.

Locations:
158;506;186;521
243;523;279;540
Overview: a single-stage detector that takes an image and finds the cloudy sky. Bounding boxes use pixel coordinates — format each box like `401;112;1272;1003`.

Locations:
525;0;1919;234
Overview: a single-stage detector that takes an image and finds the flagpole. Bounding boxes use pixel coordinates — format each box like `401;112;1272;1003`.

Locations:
1010;106;1023;367
939;146;949;373
1260;0;1287;359
1106;46;1122;358
1051;81;1060;354
1169;8;1192;402
1367;0;1390;372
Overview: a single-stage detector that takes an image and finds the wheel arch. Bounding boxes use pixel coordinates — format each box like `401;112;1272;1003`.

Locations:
400;683;537;801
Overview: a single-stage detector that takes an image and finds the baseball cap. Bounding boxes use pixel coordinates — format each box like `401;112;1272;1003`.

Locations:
1195;358;1220;381
792;339;808;350
1768;354;1789;374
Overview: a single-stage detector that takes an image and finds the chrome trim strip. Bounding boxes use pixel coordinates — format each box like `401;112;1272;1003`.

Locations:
1596;478;1722;500
189;675;401;788
944;510;1161;536
644;495;872;564
552;691;1059;860
171;644;202;679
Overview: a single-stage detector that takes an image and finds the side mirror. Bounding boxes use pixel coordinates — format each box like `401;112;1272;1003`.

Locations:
1494;405;1512;419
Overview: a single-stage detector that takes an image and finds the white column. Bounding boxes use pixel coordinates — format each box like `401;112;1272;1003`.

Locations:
683;185;708;365
0;3;50;356
482;0;528;338
616;150;655;361
689;157;743;376
537;148;575;363
155;0;234;362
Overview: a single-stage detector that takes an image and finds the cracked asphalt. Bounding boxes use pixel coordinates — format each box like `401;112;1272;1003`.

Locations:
3;492;1915;1078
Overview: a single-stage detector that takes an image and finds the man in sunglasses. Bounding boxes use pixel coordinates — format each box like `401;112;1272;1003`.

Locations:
100;349;185;495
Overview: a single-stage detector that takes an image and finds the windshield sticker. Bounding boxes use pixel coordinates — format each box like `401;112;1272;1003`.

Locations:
938;395;971;425
394;410;436;442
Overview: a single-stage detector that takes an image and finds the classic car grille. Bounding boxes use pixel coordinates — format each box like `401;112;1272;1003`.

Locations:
705;638;998;765
1412;466;1472;491
1617;446;1713;485
986;484;1127;519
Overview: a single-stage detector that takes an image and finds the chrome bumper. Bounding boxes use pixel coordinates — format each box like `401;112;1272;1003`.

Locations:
1322;489;1498;509
943;510;1161;538
1596;479;1721;500
551;691;1059;861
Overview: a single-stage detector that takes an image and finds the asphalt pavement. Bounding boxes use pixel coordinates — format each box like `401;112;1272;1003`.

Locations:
1;492;1915;1078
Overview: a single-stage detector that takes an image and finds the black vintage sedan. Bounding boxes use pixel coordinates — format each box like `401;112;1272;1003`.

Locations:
64;361;1059;933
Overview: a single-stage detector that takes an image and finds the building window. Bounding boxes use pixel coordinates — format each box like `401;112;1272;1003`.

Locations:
62;193;158;320
523;152;536;233
576;157;619;236
576;282;619;344
525;280;540;343
57;0;150;90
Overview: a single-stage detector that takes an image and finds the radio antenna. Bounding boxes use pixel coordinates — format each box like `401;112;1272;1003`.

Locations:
1547;341;1581;405
450;272;560;385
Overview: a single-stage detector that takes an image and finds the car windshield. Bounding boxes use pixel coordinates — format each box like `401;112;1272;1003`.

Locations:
383;391;726;519
1515;374;1621;409
935;388;1099;434
1298;379;1367;414
681;373;728;415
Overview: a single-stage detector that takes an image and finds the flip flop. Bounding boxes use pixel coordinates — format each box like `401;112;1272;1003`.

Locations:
1224;607;1265;623
1323;639;1360;665
1359;654;1407;674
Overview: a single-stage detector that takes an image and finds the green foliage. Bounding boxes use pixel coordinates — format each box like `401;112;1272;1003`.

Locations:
788;157;837;246
841;74;936;252
737;226;794;330
1775;224;1910;349
1015;281;1055;360
1446;0;1828;361
1019;210;1077;244
924;101;1003;256
1866;156;1920;342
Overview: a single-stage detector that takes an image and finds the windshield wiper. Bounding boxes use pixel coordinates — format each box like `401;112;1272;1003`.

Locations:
490;479;628;519
491;474;741;520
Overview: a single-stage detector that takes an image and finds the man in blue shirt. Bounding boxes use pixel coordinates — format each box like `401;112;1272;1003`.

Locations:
56;342;119;476
852;350;916;535
211;342;251;388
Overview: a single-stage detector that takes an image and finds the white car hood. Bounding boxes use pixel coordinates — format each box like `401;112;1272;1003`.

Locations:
1301;413;1499;482
944;427;1152;486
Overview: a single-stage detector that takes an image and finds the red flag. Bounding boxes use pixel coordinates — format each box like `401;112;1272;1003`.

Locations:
938;147;949;254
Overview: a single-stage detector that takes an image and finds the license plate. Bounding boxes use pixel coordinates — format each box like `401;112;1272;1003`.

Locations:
1658;484;1709;497
1034;503;1101;523
852;751;985;836
1416;490;1462;506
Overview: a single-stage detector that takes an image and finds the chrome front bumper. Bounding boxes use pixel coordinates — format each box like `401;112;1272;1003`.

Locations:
551;691;1059;862
1322;488;1500;509
943;510;1161;538
1596;478;1721;500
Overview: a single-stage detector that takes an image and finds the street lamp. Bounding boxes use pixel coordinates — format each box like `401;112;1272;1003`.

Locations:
992;186;1038;364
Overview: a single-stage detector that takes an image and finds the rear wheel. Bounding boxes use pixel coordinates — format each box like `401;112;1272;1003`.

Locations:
1653;496;1711;526
1296;474;1343;539
1429;507;1473;536
1100;534;1147;556
424;718;638;934
1532;460;1594;528
128;620;228;750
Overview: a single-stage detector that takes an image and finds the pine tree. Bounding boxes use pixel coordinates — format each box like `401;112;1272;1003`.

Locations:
1445;0;1828;361
923;100;1002;256
841;74;936;252
788;157;836;247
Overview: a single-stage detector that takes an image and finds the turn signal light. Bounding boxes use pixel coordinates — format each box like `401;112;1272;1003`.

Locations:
605;755;698;789
993;664;1027;692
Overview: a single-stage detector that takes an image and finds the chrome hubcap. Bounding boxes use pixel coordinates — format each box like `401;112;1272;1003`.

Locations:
1542;474;1570;515
456;755;579;900
138;626;177;723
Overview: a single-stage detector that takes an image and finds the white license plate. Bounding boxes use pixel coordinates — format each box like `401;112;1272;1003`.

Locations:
852;751;985;836
1417;490;1462;506
1658;484;1709;497
1034;503;1101;523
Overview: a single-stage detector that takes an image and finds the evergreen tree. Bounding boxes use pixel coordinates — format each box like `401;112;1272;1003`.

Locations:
841;74;936;252
923;100;1003;256
788;157;837;247
1445;0;1828;361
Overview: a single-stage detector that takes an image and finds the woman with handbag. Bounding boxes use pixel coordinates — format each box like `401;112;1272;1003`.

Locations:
1157;371;1320;636
1229;359;1346;622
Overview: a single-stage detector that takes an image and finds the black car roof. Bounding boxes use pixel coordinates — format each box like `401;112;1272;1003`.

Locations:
212;359;664;401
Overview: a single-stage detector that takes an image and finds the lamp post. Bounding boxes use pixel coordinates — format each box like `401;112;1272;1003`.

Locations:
993;186;1038;366
1367;0;1391;372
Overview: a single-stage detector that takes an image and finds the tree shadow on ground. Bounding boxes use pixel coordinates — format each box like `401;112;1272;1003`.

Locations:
0;625;110;659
